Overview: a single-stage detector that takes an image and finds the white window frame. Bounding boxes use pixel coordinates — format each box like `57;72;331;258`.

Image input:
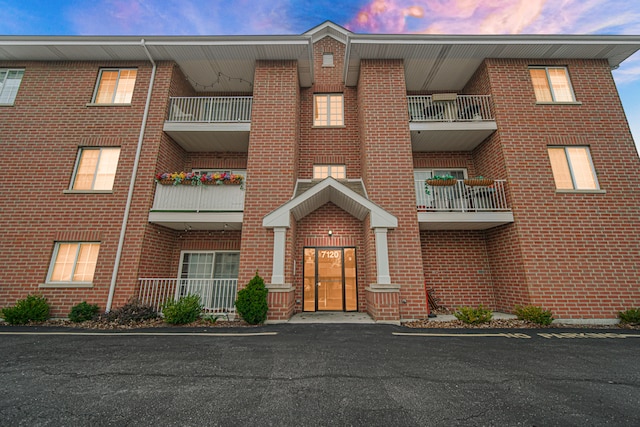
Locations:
0;68;25;105
314;94;344;126
529;66;576;103
45;242;100;286
313;164;346;179
70;147;121;191
92;68;137;104
178;251;241;280
548;146;599;190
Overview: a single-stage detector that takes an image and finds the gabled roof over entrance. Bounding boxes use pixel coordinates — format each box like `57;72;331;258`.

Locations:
263;178;397;229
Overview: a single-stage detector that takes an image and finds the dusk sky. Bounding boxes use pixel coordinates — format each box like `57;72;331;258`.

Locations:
2;0;639;153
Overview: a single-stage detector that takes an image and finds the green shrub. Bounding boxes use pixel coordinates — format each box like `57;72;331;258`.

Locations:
99;299;158;324
69;301;100;323
514;305;554;325
162;294;203;325
1;294;50;325
454;305;493;324
235;271;268;325
618;308;640;325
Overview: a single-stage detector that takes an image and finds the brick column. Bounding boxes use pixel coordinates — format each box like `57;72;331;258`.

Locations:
238;61;299;314
358;59;428;321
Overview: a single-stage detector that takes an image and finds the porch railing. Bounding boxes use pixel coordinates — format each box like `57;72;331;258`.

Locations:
167;96;253;123
151;182;245;212
415;179;509;212
408;95;493;122
138;278;238;316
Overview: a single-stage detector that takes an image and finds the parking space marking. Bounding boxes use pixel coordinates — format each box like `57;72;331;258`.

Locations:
0;331;278;337
393;332;531;339
537;332;640;339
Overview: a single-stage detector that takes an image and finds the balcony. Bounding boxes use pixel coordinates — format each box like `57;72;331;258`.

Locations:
148;183;244;230
415;179;513;230
163;96;252;152
408;94;497;152
138;278;238;317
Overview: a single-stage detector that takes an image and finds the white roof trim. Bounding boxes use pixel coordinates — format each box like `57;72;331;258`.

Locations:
263;177;397;229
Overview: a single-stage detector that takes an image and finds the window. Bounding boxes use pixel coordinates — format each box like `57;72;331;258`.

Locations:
529;67;575;102
548;146;598;190
322;53;334;67
93;68;137;104
47;242;100;284
180;252;240;280
0;69;25;105
72;147;121;191
314;94;343;126
313;164;346;179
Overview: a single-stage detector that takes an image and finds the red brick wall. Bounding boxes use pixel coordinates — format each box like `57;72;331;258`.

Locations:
421;230;496;309
0;60;171;316
238;60;300;287
358;59;428;319
486;58;640;318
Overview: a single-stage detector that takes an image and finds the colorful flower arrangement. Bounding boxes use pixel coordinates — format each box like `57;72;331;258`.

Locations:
155;171;244;188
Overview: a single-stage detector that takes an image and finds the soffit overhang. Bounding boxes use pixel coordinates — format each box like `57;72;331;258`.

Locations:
263;177;397;229
1;27;639;93
345;34;640;91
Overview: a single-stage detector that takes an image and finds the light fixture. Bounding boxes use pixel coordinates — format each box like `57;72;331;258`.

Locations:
328;230;333;237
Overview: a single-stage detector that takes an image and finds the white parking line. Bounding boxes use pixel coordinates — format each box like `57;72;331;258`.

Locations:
393;332;531;338
0;331;278;337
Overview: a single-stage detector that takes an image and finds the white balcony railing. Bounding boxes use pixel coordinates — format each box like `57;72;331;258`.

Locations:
151;183;245;212
138;278;238;316
415;179;509;212
408;95;493;122
167;96;253;123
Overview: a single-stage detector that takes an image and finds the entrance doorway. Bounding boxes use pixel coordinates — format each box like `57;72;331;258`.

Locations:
303;247;357;312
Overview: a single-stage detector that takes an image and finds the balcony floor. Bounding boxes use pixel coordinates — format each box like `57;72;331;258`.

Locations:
418;211;514;230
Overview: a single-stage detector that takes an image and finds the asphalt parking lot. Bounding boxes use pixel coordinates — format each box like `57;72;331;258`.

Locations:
1;324;639;426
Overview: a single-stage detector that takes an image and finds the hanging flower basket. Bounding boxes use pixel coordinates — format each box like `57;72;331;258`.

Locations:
426;178;457;186
464;178;494;187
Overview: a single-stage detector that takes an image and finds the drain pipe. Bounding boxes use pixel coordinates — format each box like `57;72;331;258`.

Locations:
106;39;157;312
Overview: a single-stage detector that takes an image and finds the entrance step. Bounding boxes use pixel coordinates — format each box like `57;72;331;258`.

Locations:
287;312;375;324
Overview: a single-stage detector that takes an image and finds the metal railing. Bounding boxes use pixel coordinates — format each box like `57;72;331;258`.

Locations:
408;95;493;122
415;179;509;212
138;278;238;316
167;96;253;123
151;182;245;212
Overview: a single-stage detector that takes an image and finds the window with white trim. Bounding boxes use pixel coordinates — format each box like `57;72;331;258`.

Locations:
180;251;240;280
548;146;599;190
72;147;121;191
529;66;576;102
93;68;137;104
0;69;25;105
314;94;343;126
313;164;346;179
47;242;100;284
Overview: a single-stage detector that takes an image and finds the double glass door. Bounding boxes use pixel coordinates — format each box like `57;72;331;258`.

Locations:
303;247;357;312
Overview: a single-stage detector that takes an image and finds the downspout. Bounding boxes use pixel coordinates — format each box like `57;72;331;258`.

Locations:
106;39;157;312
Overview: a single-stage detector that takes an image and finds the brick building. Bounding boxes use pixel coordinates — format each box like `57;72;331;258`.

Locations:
1;22;639;322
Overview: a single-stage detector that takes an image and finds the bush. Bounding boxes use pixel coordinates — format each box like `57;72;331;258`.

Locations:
99;299;158;325
454;305;493;324
514;305;554;326
69;301;100;323
618;308;640;325
235;271;268;325
1;294;50;325
162;294;203;325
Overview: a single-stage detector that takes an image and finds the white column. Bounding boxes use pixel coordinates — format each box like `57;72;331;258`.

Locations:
374;228;391;285
270;227;287;285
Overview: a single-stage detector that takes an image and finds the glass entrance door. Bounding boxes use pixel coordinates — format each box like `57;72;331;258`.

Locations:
303;247;357;312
